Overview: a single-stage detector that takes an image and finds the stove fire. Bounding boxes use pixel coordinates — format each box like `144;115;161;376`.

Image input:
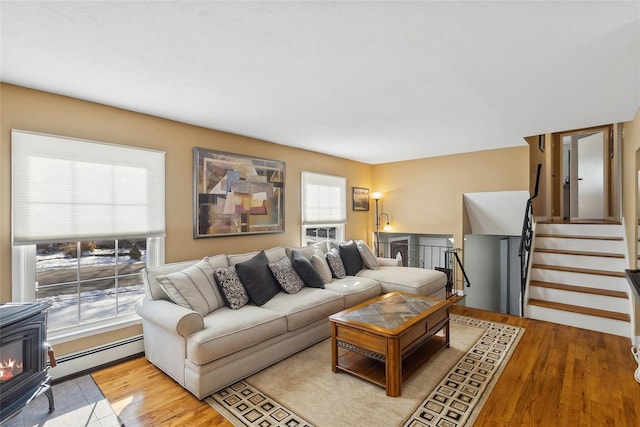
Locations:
1;303;54;422
0;357;24;381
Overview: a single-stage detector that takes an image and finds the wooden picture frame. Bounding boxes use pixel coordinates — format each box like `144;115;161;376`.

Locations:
194;148;285;238
352;187;370;211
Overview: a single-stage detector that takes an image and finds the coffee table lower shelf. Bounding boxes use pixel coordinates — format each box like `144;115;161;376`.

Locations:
334;333;449;392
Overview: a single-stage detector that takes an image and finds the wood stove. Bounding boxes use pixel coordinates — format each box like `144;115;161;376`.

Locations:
0;303;54;423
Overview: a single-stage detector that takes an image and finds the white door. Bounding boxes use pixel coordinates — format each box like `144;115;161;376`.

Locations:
570;131;605;220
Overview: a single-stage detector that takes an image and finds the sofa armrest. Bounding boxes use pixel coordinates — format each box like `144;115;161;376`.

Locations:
376;257;402;267
136;298;204;338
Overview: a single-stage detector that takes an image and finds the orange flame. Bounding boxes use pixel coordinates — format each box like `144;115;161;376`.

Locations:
0;358;24;381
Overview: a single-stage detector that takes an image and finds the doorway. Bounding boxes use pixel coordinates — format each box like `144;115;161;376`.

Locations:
561;128;609;221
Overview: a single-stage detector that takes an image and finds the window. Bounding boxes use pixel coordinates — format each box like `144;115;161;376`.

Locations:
301;171;346;245
11;130;165;339
35;239;147;331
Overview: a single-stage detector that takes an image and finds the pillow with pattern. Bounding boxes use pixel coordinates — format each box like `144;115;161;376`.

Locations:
213;266;249;310
326;248;346;279
269;256;305;294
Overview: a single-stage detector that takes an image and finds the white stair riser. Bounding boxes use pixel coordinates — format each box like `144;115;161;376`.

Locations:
528;286;629;313
530;268;628;292
533;252;625;271
536;237;624;254
536;223;624;237
527;305;630;337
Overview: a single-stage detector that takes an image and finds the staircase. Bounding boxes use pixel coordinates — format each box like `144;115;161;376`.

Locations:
525;222;632;337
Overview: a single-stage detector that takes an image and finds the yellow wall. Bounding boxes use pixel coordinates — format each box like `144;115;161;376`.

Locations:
371;146;530;248
0;83;533;358
0;83;373;354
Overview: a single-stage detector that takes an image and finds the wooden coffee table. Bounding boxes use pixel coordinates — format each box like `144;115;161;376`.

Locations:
329;291;452;397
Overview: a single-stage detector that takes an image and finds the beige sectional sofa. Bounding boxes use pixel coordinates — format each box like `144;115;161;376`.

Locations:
135;241;447;399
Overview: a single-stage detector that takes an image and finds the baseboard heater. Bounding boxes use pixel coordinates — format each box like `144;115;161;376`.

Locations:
49;335;144;382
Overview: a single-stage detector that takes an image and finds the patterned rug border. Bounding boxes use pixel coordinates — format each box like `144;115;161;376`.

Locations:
206;315;525;427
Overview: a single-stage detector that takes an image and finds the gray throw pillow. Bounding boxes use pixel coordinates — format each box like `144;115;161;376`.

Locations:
235;251;281;305
269;256;305;294
339;240;363;276
213;266;249;310
326;248;346;279
356;240;379;270
292;250;325;288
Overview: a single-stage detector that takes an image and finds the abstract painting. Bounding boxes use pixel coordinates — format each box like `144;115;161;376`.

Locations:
194;148;285;237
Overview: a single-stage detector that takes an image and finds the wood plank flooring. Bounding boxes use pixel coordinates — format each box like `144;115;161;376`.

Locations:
92;304;640;426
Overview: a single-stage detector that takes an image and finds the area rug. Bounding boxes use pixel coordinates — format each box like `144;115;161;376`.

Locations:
206;315;524;427
2;375;124;427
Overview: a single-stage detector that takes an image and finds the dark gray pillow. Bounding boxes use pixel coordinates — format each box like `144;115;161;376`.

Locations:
339;240;363;276
213;266;249;310
235;251;280;305
291;250;324;288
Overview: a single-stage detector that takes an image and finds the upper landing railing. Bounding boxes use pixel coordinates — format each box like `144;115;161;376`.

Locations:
379;242;470;299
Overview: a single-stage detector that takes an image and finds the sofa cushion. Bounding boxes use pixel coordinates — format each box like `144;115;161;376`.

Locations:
291;250;324;288
311;253;332;284
356;240;379;270
228;247;287;265
326;248;346;279
356;266;447;297
269;256;305;294
213;266;249;310
261;287;344;331
235;251;281;305
206;254;233;270
339;240;363;276
310;241;330;253
326;240;340;251
155;257;225;316
285;246;316;260
187;306;287;365
324;276;382;308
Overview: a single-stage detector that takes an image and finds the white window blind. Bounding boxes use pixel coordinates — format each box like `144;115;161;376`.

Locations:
12;130;166;245
301;171;346;225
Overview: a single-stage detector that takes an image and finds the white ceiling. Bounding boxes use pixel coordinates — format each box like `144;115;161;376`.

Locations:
1;1;639;164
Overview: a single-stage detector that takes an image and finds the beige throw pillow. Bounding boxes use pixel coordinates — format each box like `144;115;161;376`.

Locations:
155;257;225;316
356;240;379;270
311;254;333;283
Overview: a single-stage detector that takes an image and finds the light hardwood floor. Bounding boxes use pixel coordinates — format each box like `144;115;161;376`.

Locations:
92;304;640;426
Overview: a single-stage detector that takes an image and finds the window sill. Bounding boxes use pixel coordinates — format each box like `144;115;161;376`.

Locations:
47;313;142;346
